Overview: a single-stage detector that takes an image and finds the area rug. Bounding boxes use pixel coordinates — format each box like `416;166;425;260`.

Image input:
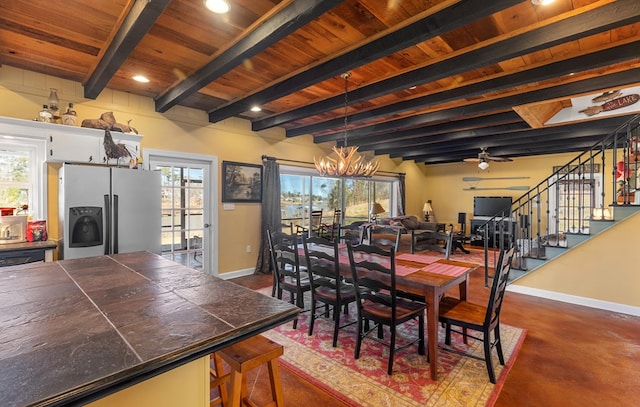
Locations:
261;289;526;407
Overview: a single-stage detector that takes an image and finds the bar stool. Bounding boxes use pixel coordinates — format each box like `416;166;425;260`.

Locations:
210;353;230;407
211;335;285;407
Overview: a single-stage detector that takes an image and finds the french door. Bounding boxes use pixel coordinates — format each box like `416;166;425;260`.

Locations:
145;149;218;274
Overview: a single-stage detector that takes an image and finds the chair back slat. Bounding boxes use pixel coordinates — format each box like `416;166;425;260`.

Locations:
485;247;515;328
367;225;402;251
412;224;454;258
303;235;341;290
347;242;397;320
269;230;304;287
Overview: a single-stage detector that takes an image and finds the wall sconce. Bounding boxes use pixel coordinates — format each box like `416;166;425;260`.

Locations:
370;202;386;223
423;200;434;221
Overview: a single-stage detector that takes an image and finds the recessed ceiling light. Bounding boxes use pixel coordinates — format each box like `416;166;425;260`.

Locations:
531;0;555;5
409;85;417;90
250;106;262;112
132;75;150;83
204;0;230;13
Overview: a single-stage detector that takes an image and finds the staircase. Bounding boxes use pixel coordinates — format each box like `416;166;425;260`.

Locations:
474;114;640;284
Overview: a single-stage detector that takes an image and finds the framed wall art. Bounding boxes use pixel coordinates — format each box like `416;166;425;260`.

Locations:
222;161;263;203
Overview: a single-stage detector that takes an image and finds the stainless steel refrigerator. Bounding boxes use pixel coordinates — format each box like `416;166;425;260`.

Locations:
59;163;161;259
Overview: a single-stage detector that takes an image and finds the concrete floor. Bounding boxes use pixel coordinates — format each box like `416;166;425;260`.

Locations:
229;255;640;407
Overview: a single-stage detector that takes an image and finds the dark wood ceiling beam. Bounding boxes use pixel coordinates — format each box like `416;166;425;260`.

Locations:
154;0;343;113
318;68;640;142
414;138;608;164
84;0;172;99
321;111;523;146
295;39;640;138
205;0;521;125
414;140;602;165
285;0;640;137
392;127;620;159
375;116;630;156
360;123;530;153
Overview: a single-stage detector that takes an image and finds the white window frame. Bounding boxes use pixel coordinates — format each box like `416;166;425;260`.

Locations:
0;134;48;220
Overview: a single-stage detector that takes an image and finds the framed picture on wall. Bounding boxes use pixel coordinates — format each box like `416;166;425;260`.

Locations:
222;161;263;203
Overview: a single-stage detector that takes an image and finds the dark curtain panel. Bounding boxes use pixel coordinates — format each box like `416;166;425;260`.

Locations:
396;173;406;216
255;158;281;274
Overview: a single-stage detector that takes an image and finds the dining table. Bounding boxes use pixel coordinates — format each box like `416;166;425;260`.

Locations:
299;244;479;380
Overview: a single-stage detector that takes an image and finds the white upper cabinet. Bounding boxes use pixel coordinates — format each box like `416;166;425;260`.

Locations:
0;116;142;166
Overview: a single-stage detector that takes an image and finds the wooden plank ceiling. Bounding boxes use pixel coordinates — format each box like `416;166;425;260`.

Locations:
2;0;639;165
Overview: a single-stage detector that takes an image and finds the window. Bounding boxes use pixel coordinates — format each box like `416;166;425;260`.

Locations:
0;136;47;219
280;165;396;230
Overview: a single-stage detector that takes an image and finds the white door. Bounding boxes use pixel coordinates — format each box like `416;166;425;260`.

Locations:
144;149;218;275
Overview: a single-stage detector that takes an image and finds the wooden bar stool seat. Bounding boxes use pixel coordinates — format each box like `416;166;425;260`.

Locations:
212;335;284;407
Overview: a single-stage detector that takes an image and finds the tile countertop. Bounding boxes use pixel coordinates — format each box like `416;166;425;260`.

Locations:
0;251;299;407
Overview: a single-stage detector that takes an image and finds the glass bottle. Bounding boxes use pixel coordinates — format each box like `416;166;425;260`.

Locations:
38;104;53;123
48;88;61;124
62;102;77;126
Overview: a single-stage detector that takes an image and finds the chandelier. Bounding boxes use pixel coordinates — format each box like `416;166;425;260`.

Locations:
314;73;379;177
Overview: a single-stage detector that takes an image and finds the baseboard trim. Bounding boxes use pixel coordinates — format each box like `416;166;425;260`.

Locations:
217;267;255;280
506;285;640;317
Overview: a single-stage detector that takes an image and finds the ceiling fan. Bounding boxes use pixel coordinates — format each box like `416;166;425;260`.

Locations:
463;148;512;170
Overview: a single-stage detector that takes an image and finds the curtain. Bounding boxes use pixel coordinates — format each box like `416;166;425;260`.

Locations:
396;173;406;216
255;157;281;274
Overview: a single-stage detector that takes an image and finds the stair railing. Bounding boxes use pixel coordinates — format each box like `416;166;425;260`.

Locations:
476;114;640;286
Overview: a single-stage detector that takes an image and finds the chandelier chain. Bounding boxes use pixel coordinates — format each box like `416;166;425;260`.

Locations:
313;71;379;178
342;72;351;148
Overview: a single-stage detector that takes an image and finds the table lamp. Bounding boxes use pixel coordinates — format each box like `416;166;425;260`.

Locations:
370;202;386;223
423;200;433;221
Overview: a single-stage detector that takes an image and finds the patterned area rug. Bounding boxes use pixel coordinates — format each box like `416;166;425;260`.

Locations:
261;289;525;407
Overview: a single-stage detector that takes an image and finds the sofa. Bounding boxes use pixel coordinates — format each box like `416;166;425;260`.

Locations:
379;215;445;233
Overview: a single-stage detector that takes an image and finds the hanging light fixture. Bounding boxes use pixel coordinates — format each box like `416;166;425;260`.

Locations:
314;73;379;177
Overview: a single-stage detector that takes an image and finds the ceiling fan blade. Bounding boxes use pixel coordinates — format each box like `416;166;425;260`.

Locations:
487;156;513;162
463;158;480;162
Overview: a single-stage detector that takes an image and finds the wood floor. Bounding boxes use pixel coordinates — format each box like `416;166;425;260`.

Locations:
229;252;640;406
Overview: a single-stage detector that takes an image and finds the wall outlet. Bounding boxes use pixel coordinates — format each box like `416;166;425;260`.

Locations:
246;245;251;253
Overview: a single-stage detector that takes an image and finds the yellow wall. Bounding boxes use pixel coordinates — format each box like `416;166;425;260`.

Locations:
0;66;427;274
420;153;578;226
513;212;640;307
2;66;636;310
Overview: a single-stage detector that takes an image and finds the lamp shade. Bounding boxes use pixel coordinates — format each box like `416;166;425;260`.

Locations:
423;201;433;213
370;202;385;215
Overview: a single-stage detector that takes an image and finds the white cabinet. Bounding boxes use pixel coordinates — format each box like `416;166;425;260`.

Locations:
0;116;142;165
48;132;101;163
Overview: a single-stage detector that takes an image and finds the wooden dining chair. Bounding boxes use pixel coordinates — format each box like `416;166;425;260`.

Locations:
438;247;515;383
267;229;310;329
367;225;402;251
302;234;357;346
338;221;366;246
347;241;426;375
318;208;341;241
411;224;454;257
296;209;323;237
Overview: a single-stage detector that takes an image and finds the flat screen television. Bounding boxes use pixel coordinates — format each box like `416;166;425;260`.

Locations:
473;196;512;218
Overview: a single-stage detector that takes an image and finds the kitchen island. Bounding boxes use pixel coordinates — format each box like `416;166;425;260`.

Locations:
0;251;299;406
